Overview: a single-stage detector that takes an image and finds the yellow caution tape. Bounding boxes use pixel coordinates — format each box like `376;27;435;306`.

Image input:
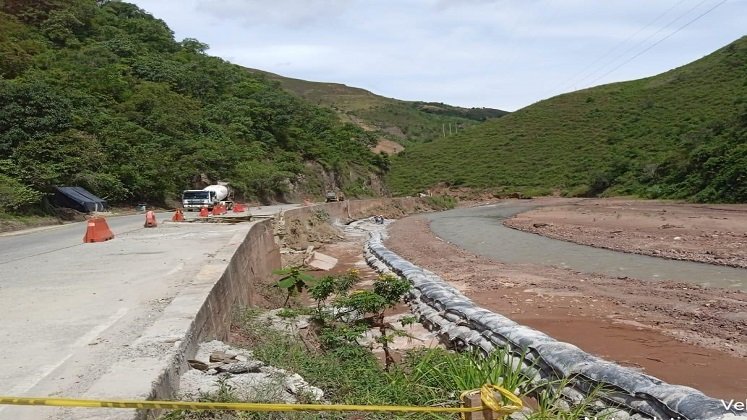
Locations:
0;384;522;415
460;384;524;418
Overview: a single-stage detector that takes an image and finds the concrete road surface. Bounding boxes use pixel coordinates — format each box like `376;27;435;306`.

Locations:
0;204;298;419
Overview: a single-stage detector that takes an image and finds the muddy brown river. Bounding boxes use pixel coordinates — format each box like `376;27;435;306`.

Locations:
426;203;747;290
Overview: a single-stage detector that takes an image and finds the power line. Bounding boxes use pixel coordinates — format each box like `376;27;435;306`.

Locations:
585;0;727;86
572;0;713;89
557;0;688;94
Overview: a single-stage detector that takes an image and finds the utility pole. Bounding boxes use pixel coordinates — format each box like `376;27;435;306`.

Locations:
442;124;446;137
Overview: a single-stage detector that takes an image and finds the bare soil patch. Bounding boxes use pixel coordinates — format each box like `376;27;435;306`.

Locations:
504;198;747;269
385;215;747;400
371;139;405;155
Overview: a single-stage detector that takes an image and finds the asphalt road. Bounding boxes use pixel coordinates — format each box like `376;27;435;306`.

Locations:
0;204;300;264
0;212;165;265
0;204;298;419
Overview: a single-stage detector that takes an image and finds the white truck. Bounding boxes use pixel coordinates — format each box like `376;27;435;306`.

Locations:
181;184;233;211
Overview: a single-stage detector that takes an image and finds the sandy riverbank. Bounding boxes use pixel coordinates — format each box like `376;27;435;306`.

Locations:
504;198;747;269
384;202;747;400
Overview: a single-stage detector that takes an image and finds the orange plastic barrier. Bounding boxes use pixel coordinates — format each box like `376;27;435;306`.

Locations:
144;211;157;228
199;207;209;217
83;218;115;243
172;209;185;222
212;205;221;216
233;203;247;213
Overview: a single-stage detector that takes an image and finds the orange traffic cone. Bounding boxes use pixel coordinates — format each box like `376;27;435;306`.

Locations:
84;219;95;240
172;209;185;222
199;207;209;217
83;217;115;243
144;210;157;228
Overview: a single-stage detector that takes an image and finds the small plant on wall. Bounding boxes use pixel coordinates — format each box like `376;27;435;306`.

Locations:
273;266;316;307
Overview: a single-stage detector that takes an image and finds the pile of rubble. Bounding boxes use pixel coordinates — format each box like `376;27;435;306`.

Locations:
179;340;323;404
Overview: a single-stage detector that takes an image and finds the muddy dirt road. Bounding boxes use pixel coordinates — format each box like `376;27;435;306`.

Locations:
385;200;747;400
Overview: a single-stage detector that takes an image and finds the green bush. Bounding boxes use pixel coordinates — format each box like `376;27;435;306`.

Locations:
224;308;610;420
0;174;43;210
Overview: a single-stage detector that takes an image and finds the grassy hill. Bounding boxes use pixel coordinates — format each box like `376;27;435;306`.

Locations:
388;37;747;203
247;68;508;146
0;0;391;215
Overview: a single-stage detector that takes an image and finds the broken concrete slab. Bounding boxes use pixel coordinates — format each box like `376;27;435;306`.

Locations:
307;251;338;271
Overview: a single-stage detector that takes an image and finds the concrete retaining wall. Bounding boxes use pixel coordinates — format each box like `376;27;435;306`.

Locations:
146;219;280;415
285;197;440;224
192;219;280;342
280;197;439;250
83;220;280;420
365;231;745;420
119;199;433;418
320;197;435;221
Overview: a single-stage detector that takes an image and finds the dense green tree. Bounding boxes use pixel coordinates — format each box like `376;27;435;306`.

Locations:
12;129;104;189
0;174;43;210
0;0;382;212
0;79;72;152
232;161;293;202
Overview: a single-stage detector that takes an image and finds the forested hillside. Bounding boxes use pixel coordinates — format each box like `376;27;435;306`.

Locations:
0;0;386;214
389;37;747;203
247;68;508;146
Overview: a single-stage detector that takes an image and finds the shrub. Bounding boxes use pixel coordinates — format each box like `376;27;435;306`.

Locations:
0;174;43;211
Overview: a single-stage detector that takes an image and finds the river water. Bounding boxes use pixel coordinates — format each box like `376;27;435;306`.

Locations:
426;203;747;290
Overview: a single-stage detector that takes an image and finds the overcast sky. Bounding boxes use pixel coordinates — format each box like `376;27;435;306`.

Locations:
129;0;745;111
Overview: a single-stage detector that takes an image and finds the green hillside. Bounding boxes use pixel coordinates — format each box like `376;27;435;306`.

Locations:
247;68;508;145
0;0;387;214
388;37;747;203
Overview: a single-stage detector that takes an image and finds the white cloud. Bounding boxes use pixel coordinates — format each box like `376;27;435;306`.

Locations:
130;0;747;110
194;0;351;26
